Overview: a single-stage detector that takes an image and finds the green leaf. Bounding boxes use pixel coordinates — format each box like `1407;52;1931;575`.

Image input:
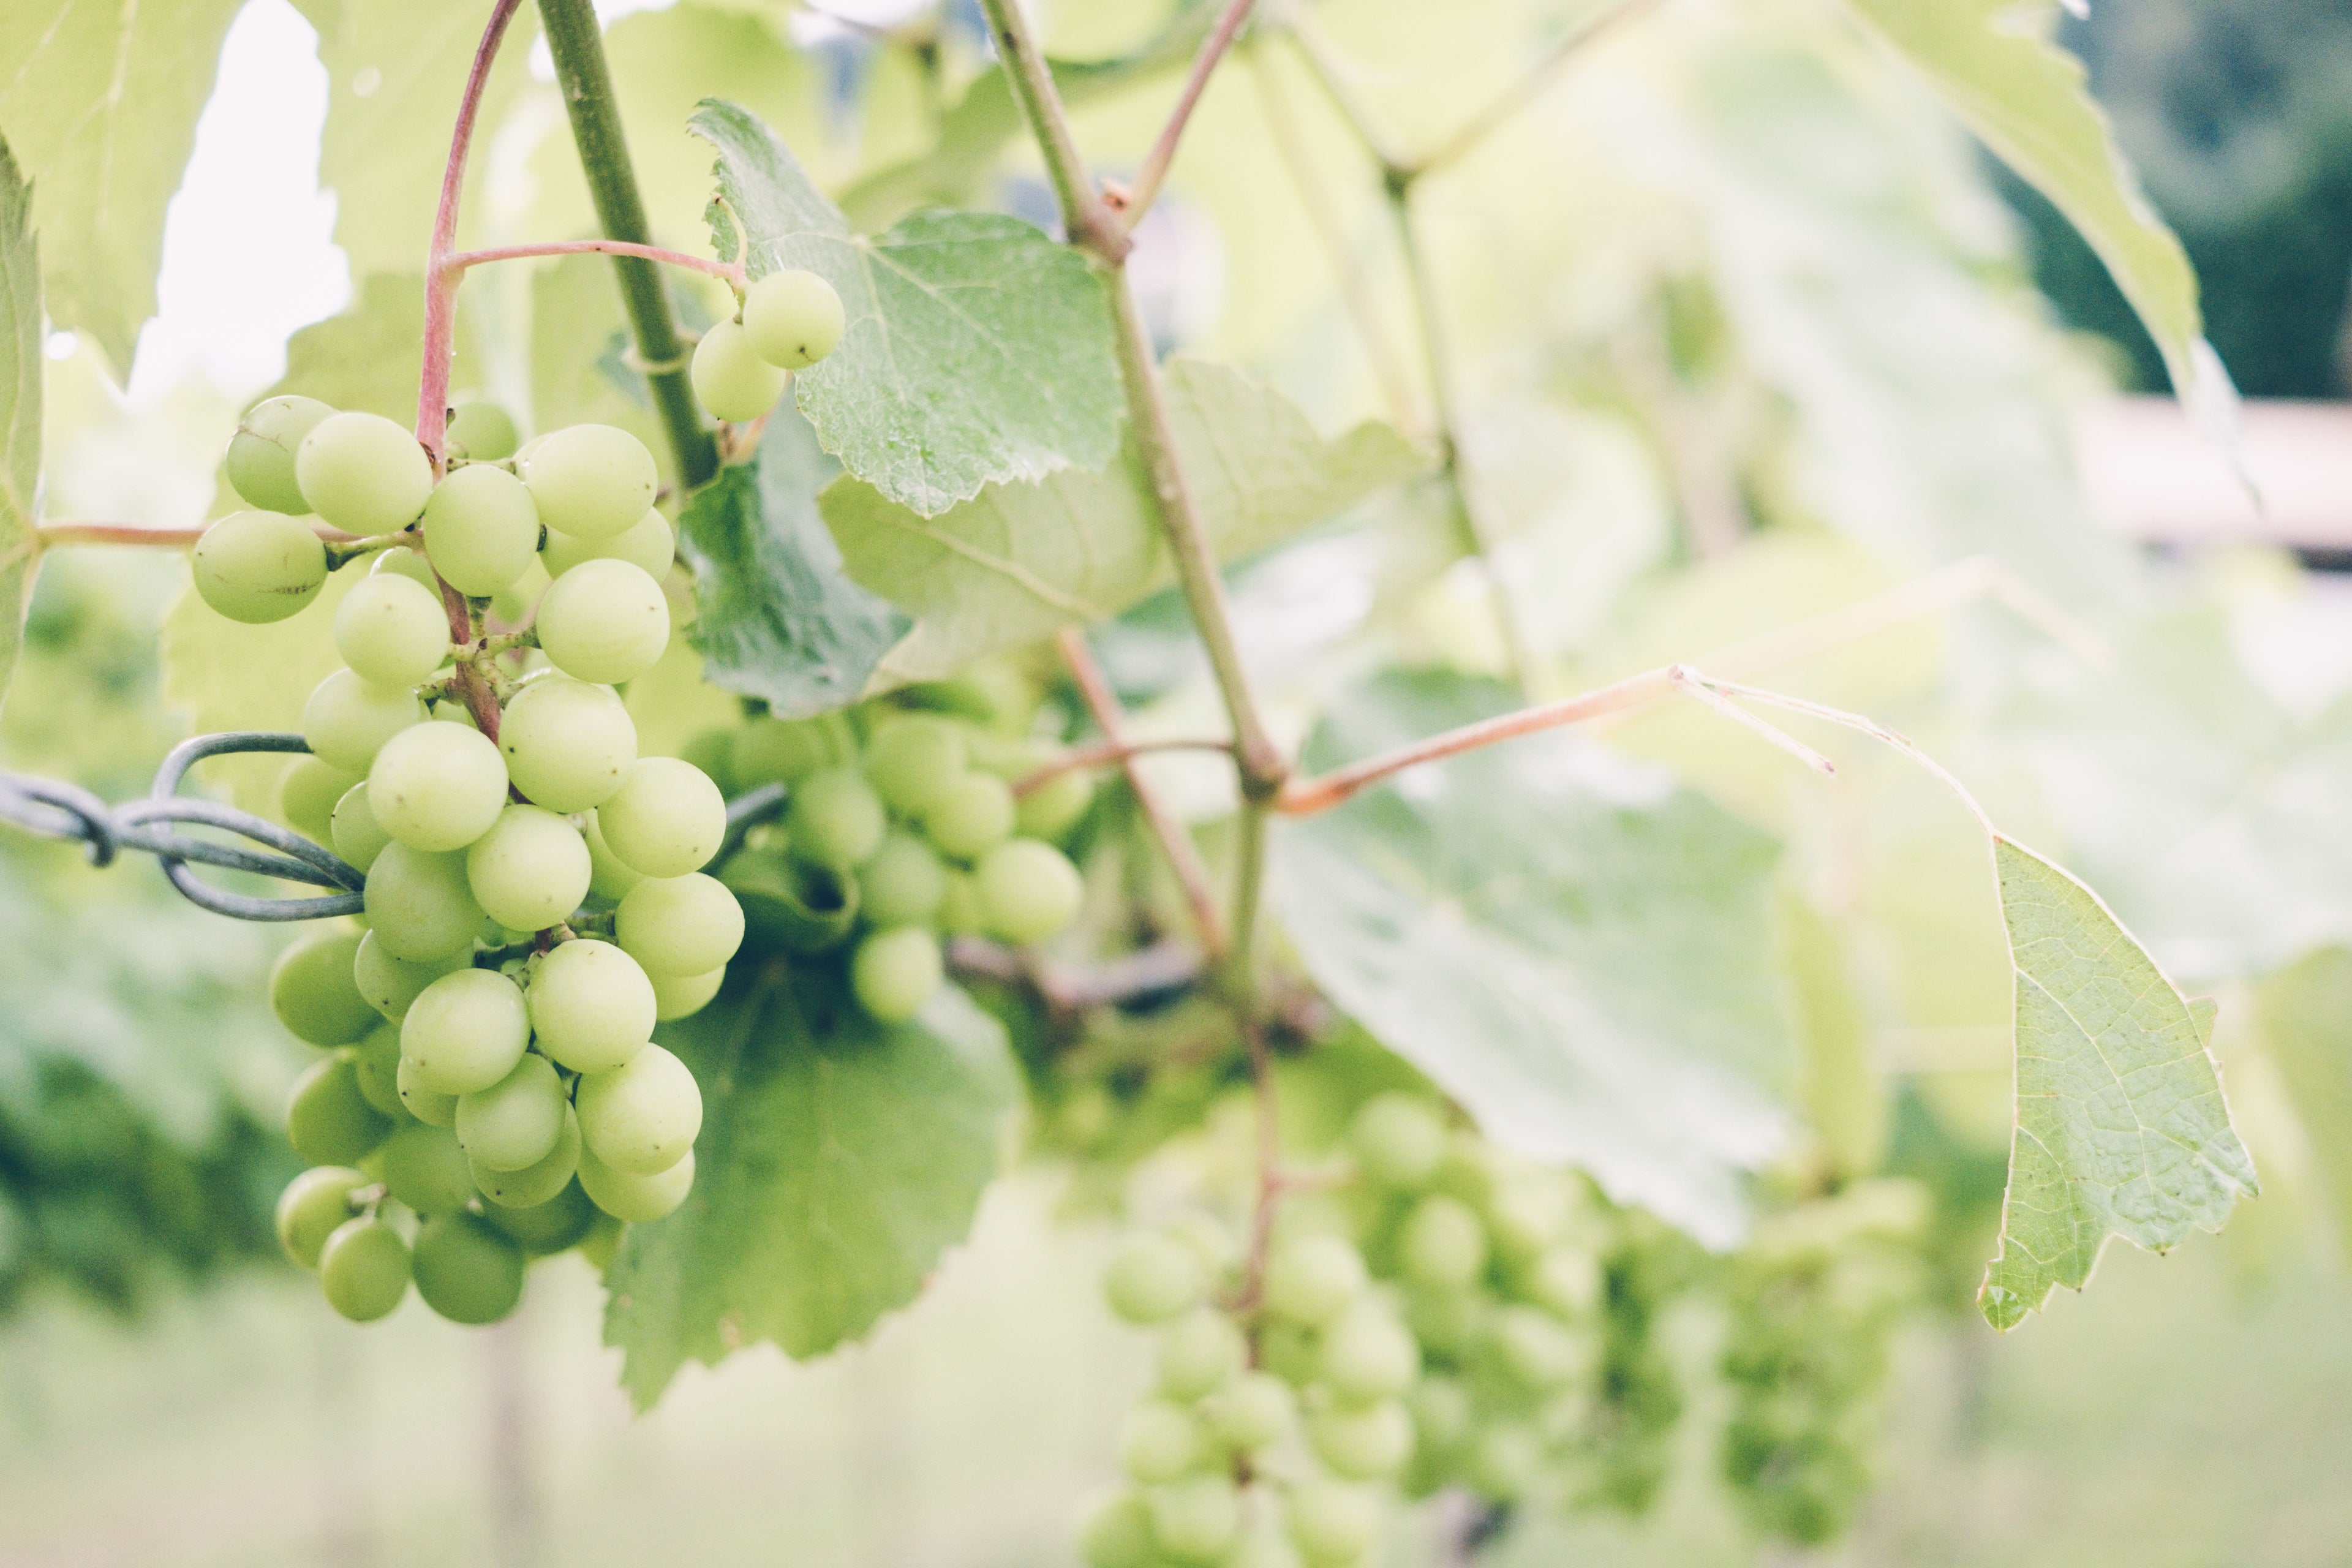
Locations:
1978;837;2258;1330
1276;671;1796;1247
529;252;669;481
604;962;1020;1409
2258;949;2352;1262
690;99;1125;517
0;0;243;372
1840;0;2238;433
676;404;910;717
0;134;39;710
822;360;1427;684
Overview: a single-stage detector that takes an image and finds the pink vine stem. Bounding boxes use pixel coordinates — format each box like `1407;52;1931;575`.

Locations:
443;239;744;289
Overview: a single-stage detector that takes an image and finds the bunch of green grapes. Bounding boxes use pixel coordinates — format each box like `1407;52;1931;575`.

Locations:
1717;1179;1928;1545
688;269;848;422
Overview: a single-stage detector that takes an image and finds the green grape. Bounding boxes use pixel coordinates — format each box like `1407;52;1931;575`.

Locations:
381;1122;476;1214
1306;1399;1412;1480
456;1052;568;1172
1263;1234;1366;1327
333;571;449;688
1319;1302;1422;1403
1407;1375;1475;1462
1077;1490;1156;1568
1016;767;1093;842
1225;1526;1306;1568
348;1023;404;1116
482;1181;597;1254
276;1166;366;1269
616;873;744;976
371;544;440;590
287;1051;394;1165
365;843;483;959
319;1217;411;1322
529;938;655;1073
597;757;725;878
331;783;392;873
679;726;739;797
521;423;658;540
1401;1284;1486;1361
1522;1244;1602;1319
576;1210;625;1269
786;766;886;867
396;1051;459;1127
584;813;645;902
303;669;426;774
1170;1212;1239;1275
1106;1232;1205;1324
466;804;591;932
352;929;469;1021
1465;1423;1542;1501
279;755;360;845
471;1105;581;1208
500;675;638;812
1400;1195;1488;1292
399;967;530;1095
295;410;433;533
543;507;673;582
973;838;1084;945
937;869;984;935
650;965;725;1022
1284;1480;1381;1567
490;556;552;625
421;462;543;596
733;712;852;785
535;557;671;685
1484;1172;1572;1262
192;510;328;623
575;1043;701;1174
1118;1399;1202;1484
270;929;377;1046
226;394;334;513
922;772;1015;861
578;1143;693;1223
690;318;790;421
446;399;519;462
1156;1307;1243;1401
1204;1371;1295;1453
1485;1304;1586;1390
858;831;946;927
412;1212;527;1325
862;714;968;816
1349;1095;1447;1190
742;269;846;369
368;721;509;853
1147;1475;1239;1563
851;926;942;1022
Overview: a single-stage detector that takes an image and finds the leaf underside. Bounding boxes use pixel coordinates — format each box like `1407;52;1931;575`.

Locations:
0;132;38;710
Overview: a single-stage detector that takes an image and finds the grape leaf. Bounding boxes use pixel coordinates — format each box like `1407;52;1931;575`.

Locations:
0;0;243;374
690;99;1123;518
822;360;1426;685
1278;671;1796;1247
604;961;1019;1409
1977;837;2257;1330
0;134;39;710
529;252;669;480
676;404;910;717
1840;0;2240;442
2258;949;2352;1262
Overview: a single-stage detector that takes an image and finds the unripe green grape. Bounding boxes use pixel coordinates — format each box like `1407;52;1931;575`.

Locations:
1403;1285;1486;1361
344;1029;405;1124
489;556;552;625
862;714;967;816
1016;767;1093;842
1077;1490;1156;1568
1485;1303;1586;1390
1522;1243;1602;1319
482;1180;597;1254
371;544;440;590
271;929;377;1046
466;804;591;932
296;410;433;533
421;462;543;596
584;813;645;902
1466;1423;1543;1501
575;1043;700;1174
851;926;942;1022
974;838;1084;945
303;669;425;774
576;1209;625;1269
679;726;739;798
1400;1195;1488;1292
786;766;886;867
742;269;846;369
366;843;483;960
529;938;655;1073
1147;1475;1239;1563
412;1212;527;1325
733;712;852;785
578;1142;693;1223
472;1104;581;1208
1319;1302;1421;1402
858;831;946;927
1264;1234;1366;1327
937;869;984;935
650;965;725;1022
597;757;724;878
1284;1481;1381;1567
543;507;673;582
535;557;669;685
397;1051;459;1127
1225;1526;1306;1568
691;318;790;421
276;1166;366;1269
1259;1320;1321;1385
332;783;392;873
353;929;469;1021
1306;1398;1412;1479
1407;1374;1475;1461
1156;1306;1243;1401
1349;1095;1447;1190
456;1051;568;1172
1170;1212;1239;1276
521;423;657;540
500;676;637;812
226;394;334;513
1204;1371;1295;1453
616;873;744;976
319;1217;411;1321
446;399;519;462
333;571;449;688
288;1051;394;1164
279;755;360;844
367;721;508;853
193;510;328;623
400;967;530;1095
922;771;1015;861
1483;1173;1571;1262
1118;1399;1203;1484
381;1121;476;1214
1106;1232;1205;1324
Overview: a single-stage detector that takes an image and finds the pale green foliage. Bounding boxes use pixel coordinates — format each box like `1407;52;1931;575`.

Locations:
1978;839;2258;1330
0;135;38;710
